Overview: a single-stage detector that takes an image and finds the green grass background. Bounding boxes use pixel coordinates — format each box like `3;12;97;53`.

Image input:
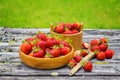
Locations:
0;0;120;29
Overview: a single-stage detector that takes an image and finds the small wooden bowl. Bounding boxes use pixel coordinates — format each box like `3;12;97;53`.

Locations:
50;23;83;50
19;45;74;69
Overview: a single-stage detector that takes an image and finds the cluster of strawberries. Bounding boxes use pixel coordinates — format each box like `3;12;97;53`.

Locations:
68;38;114;72
90;38;114;60
54;22;82;34
20;33;71;58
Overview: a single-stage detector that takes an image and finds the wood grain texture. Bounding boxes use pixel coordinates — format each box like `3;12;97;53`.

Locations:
0;28;120;79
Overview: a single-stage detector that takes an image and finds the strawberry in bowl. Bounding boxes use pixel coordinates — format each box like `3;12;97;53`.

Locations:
19;32;74;69
50;22;83;50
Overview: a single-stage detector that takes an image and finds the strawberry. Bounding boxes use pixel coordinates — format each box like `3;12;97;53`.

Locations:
28;53;34;57
99;43;108;51
105;49;114;59
20;43;32;55
63;30;72;34
83;62;92;72
74;56;82;63
72;30;79;34
60;41;69;47
82;42;89;49
60;46;70;55
91;46;100;52
90;39;99;47
99;38;108;44
36;40;46;50
72;22;81;30
50;48;60;57
46;38;55;48
81;49;88;57
65;23;72;30
33;49;44;58
74;50;81;56
96;51;106;60
25;37;34;43
55;25;64;33
37;33;47;41
68;59;77;68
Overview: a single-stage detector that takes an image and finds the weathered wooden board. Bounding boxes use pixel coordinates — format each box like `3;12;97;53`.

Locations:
0;28;120;80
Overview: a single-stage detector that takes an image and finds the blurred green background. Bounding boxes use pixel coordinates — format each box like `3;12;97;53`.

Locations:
0;0;120;29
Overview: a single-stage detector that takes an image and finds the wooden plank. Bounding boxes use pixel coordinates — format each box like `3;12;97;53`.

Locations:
0;51;120;76
0;76;120;80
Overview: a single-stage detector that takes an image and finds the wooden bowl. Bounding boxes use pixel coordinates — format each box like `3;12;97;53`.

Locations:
50;23;83;50
19;45;74;69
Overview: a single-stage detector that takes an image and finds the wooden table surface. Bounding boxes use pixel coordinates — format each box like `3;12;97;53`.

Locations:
0;28;120;80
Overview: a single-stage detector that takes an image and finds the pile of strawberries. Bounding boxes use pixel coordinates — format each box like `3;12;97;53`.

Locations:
68;38;114;72
20;32;71;58
54;22;82;34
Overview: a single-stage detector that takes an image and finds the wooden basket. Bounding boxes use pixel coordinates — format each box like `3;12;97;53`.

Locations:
50;23;83;50
19;45;74;69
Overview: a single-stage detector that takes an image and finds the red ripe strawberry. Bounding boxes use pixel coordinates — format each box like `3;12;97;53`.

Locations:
20;43;32;55
105;49;114;59
99;43;108;51
46;38;54;48
83;62;92;72
60;46;70;55
63;30;72;34
72;22;81;30
72;30;79;34
50;48;60;57
25;37;34;42
96;51;106;60
90;39;99;47
55;25;64;33
74;56;82;63
68;59;77;68
91;46;100;52
99;38;108;44
33;49;44;58
65;23;72;30
81;50;88;57
37;33;47;41
60;41;69;47
82;42;89;49
36;40;46;50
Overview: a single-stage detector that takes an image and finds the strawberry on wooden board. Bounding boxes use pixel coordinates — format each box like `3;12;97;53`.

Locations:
81;49;88;57
90;39;99;47
74;56;82;63
96;51;106;60
74;50;81;56
33;49;44;58
91;46;100;52
82;42;89;49
60;46;71;55
68;59;77;68
20;43;32;55
99;43;108;51
105;49;114;59
99;38;108;44
83;61;93;72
